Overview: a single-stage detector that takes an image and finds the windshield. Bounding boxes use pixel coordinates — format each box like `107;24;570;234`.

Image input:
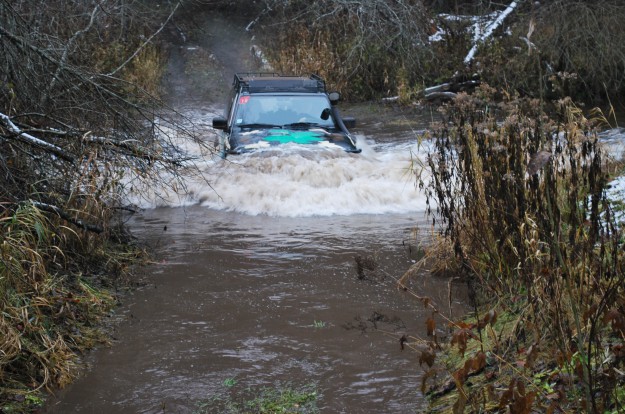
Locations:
234;95;335;128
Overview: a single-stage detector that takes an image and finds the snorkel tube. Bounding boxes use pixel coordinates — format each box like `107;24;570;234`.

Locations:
327;92;360;151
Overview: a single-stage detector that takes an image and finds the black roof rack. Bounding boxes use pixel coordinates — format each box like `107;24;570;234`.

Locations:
234;73;326;93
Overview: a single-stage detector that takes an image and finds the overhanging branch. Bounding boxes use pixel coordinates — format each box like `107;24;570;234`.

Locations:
0;112;74;162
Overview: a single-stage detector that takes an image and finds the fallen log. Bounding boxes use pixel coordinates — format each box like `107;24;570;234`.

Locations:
424;79;481;102
0;112;73;162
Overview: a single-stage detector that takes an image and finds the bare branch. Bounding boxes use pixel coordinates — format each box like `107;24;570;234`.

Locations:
30;201;103;233
0;112;73;161
42;3;101;106
107;1;181;77
464;0;522;66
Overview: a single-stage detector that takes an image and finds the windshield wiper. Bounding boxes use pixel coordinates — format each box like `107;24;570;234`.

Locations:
283;122;321;129
237;123;281;128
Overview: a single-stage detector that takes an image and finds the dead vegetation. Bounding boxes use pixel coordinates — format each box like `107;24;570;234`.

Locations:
241;0;625;105
3;0;625;411
0;202;136;411
251;0;434;101
405;86;625;413
0;0;212;410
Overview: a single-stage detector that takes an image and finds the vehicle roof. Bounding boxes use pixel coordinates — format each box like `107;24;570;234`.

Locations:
234;73;326;94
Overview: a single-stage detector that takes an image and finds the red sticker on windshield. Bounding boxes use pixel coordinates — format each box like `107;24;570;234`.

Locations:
239;96;250;104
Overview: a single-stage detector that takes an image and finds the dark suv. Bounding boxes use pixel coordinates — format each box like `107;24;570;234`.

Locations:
212;73;361;157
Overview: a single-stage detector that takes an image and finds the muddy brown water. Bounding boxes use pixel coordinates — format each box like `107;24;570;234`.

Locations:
45;208;468;414
44;11;469;414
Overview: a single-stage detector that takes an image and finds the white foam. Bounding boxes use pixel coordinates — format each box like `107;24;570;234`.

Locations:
126;134;429;217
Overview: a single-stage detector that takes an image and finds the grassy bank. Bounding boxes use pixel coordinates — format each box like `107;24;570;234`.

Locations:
0;2;178;412
0;203;146;413
410;87;625;413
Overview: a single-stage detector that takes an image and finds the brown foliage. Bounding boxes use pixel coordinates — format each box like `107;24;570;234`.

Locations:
451;328;475;358
604;309;625;336
420;89;625;412
426;315;437;336
499;378;536;414
420;349;437;368
254;0;433;100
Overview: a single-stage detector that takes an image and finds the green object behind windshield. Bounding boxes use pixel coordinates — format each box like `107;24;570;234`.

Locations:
263;129;325;144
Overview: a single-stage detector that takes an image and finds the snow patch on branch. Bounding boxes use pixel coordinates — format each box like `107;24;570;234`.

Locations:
0;112;71;160
429;13;496;43
464;1;521;66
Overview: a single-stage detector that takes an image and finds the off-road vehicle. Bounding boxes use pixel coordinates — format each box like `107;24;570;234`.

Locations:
212;73;361;156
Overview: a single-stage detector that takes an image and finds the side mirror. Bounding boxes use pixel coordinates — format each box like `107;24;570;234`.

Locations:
342;116;356;129
212;117;227;130
329;92;340;105
320;108;331;120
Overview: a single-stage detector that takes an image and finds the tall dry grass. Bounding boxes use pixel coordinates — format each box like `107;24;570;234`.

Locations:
0;204;106;396
417;86;625;413
256;0;433;100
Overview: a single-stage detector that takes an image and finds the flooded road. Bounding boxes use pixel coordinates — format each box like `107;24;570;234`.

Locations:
44;10;469;414
46;207;467;414
43;108;469;412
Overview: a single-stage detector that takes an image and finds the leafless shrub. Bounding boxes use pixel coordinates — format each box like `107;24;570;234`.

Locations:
0;0;220;404
246;0;625;103
0;0;212;232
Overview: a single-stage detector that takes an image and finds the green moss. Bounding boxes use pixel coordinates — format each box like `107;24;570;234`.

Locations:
196;383;319;414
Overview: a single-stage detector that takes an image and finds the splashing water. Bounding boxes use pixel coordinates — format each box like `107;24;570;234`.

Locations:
201;139;426;217
127;108;430;218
